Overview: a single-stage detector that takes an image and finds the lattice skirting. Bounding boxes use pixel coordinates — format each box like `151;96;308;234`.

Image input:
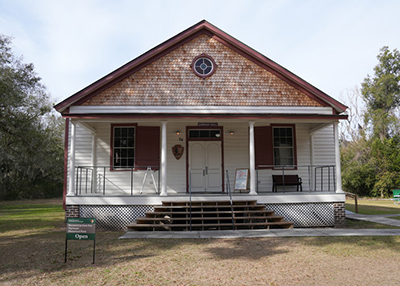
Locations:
77;202;339;230
264;203;335;227
80;205;154;230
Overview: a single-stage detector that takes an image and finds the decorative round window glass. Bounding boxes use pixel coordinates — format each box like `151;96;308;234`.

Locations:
191;54;216;78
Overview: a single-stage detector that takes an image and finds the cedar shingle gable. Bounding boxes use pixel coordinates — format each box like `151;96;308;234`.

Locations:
81;35;322;107
55;20;347;113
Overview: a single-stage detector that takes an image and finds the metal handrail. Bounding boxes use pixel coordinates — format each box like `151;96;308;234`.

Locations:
226;170;235;230
189;170;192;232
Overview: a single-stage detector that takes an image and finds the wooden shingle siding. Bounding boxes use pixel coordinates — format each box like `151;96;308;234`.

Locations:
81;35;323;108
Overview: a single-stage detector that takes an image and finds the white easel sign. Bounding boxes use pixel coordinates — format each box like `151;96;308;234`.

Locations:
234;168;249;192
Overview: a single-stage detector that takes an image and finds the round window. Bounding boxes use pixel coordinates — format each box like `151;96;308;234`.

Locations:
191;54;216;78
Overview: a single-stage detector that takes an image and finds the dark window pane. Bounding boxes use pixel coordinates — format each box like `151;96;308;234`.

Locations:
115;128;120;137
189;130;198;138
210;130;220;137
121;128;127;137
121;159;127;167
200;130;209;138
128;128;135;137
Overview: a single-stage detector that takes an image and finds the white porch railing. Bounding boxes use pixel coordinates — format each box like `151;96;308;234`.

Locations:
73;164;337;196
74;166;160;196
256;165;336;193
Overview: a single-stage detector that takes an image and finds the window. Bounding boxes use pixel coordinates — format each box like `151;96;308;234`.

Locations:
111;125;160;171
191;54;216;78
113;126;135;169
255;125;296;168
273;127;294;166
188;129;221;139
194;58;213;75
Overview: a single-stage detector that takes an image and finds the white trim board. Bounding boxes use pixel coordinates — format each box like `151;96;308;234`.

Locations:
66;193;345;205
70;106;335;115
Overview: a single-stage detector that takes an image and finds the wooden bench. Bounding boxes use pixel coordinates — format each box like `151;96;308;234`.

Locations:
272;175;302;192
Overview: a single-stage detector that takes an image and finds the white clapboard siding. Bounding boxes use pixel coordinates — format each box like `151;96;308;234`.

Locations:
94;122;160;195
165;122;187;193
312;124;336;191
67;121;338;195
256;124;313;192
223;122;250;192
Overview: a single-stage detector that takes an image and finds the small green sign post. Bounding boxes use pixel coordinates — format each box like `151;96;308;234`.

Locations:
65;218;96;263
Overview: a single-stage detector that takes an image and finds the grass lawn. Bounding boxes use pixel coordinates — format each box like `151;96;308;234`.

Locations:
345;197;400;215
2;199;400;285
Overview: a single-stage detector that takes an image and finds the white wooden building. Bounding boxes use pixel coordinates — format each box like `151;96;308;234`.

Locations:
55;20;348;229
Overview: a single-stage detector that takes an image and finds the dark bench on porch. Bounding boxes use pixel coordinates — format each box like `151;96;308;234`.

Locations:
272;175;302;192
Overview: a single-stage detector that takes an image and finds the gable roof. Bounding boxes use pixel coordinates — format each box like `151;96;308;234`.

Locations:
54;20;347;114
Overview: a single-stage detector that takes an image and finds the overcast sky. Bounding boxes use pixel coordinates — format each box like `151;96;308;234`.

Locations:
1;0;399;106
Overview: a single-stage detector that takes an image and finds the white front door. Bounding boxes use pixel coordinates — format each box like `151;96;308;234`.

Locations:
189;141;222;192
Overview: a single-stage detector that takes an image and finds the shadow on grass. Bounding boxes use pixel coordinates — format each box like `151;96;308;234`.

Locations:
2;227;400;284
2;200;400;284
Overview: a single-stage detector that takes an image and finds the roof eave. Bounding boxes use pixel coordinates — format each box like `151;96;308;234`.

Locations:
54;20;348;114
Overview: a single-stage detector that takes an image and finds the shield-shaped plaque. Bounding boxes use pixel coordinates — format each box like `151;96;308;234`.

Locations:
172;144;184;160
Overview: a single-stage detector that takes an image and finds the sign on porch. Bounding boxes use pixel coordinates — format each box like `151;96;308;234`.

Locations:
234;169;250;193
198;123;218;127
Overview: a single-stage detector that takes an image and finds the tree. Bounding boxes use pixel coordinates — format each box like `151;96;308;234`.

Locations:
341;46;400;197
0;34;64;200
361;46;400;141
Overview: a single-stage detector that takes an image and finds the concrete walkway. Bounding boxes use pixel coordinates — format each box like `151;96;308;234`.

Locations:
119;212;400;239
346;212;400;227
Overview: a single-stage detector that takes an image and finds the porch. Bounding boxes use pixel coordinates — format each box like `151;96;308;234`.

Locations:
66;164;345;230
72;164;338;196
65;120;346;229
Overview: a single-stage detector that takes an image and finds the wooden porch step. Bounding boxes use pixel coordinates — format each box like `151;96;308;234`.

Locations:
147;210;275;216
162;200;258;206
136;215;286;223
126;199;294;231
154;205;266;210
